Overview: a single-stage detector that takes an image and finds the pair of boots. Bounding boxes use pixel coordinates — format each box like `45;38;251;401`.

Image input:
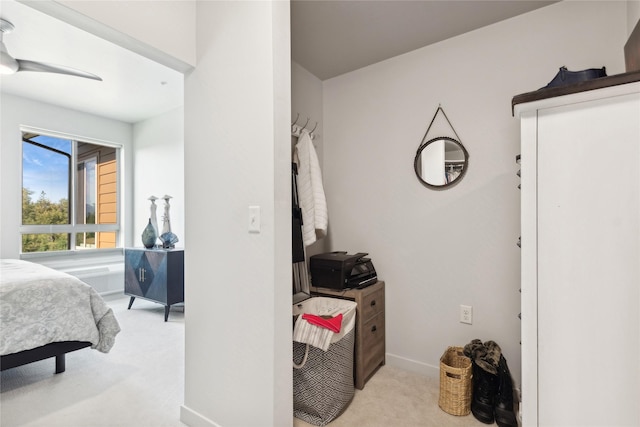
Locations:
463;339;518;427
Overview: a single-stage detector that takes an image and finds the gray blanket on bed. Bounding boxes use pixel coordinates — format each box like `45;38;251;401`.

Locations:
0;259;121;356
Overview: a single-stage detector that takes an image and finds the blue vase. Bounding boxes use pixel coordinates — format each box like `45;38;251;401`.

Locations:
141;219;157;248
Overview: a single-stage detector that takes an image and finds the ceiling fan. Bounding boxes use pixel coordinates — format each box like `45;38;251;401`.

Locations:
0;18;102;81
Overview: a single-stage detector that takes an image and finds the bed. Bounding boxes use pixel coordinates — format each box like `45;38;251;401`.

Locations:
0;259;121;373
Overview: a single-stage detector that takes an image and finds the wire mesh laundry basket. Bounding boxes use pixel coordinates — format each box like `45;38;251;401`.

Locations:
438;346;472;416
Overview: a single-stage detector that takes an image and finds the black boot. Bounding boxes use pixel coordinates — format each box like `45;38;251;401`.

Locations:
471;360;498;424
494;354;518;427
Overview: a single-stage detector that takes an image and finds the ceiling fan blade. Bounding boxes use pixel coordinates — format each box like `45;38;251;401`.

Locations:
0;40;19;73
16;59;102;81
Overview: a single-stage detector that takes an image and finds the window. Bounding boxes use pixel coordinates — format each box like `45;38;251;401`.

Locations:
21;131;120;253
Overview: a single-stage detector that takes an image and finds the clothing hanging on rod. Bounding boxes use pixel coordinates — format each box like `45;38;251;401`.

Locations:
293;129;327;247
292;162;310;301
445;169;461;183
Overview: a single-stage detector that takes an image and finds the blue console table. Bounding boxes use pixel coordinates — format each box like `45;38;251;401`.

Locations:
124;248;184;321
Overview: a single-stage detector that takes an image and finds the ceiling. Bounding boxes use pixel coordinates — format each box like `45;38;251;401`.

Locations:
0;0;556;124
0;0;184;124
292;1;556;81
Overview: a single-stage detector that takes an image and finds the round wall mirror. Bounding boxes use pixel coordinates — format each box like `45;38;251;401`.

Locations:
414;136;469;189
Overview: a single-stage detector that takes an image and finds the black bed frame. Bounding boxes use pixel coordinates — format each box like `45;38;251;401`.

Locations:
1;341;91;374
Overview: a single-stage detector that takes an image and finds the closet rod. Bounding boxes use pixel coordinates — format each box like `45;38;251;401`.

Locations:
291;113;318;139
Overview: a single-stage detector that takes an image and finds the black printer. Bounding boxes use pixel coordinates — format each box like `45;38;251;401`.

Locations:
310;251;377;290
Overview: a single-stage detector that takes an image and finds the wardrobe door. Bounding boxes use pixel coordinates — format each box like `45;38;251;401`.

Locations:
536;93;640;426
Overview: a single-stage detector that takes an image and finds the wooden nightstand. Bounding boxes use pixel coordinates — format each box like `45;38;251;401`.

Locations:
311;280;385;389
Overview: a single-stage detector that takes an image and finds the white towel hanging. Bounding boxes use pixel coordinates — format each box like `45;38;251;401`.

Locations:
293;130;327;247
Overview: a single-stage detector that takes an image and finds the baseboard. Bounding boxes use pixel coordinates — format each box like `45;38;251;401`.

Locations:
385;352;440;378
180;405;222;427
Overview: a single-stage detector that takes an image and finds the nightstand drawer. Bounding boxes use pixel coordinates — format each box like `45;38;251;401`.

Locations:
361;313;385;375
361;288;384;322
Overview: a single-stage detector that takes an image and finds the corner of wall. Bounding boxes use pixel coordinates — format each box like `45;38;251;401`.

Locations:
629;1;640;36
385;353;440;379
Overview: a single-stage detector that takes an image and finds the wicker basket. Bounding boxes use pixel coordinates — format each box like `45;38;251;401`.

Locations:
438;346;472;416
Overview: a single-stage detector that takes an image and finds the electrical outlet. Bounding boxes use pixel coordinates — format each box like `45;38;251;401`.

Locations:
460;305;473;324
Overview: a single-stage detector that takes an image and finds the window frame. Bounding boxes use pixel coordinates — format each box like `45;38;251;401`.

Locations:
76;154;98;249
20;126;122;254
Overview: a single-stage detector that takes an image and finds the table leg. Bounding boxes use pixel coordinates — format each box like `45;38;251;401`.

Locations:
55;354;66;374
164;305;170;322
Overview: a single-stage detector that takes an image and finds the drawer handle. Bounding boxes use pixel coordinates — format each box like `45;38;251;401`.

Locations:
370;300;376;307
371;325;377;333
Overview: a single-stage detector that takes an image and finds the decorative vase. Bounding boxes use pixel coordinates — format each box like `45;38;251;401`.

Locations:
141;218;157;249
159;194;178;248
161;194;172;235
160;230;179;249
148;195;159;244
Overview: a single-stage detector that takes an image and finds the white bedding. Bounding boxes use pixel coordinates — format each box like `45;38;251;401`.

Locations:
0;259;121;356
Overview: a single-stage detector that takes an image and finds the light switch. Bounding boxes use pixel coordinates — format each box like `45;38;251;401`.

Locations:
249;206;261;233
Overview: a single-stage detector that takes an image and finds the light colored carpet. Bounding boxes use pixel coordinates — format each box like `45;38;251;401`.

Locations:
1;294;186;427
293;366;487;427
2;294;490;427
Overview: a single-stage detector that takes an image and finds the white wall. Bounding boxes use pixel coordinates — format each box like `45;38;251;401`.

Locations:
132;107;185;248
181;2;291;426
292;61;323;163
321;0;628;387
57;0;196;67
629;0;640;35
26;0;195;73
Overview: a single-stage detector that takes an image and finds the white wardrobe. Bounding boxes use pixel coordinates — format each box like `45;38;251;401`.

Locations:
515;76;640;426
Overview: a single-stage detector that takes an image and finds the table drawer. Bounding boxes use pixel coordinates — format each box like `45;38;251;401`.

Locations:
361;313;385;371
361;288;384;322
